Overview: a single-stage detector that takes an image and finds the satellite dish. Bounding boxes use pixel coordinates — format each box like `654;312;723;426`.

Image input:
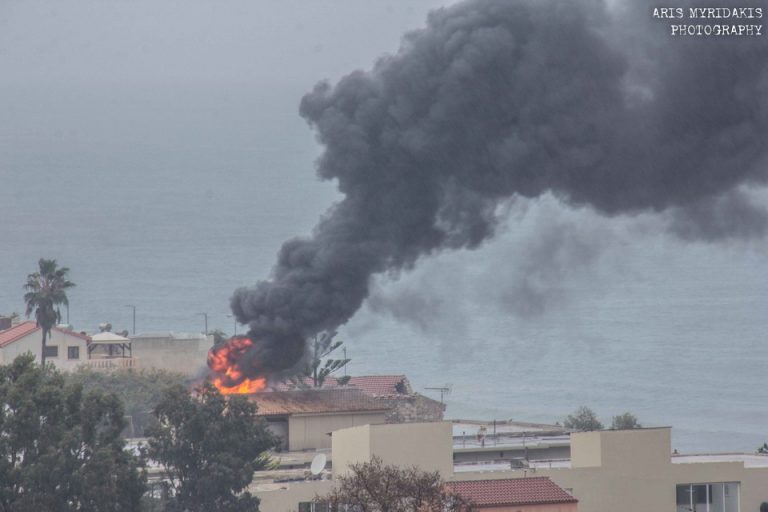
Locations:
310;453;327;476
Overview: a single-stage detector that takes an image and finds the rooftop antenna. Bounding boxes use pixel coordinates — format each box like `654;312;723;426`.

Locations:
425;384;452;404
310;453;327;476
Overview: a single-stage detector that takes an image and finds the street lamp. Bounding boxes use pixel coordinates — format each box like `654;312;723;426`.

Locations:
197;313;208;335
124;305;136;334
227;314;238;336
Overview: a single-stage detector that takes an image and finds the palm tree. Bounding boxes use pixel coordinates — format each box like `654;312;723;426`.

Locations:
23;259;75;367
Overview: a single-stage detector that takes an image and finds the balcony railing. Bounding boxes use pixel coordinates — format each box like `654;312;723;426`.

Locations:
81;357;139;370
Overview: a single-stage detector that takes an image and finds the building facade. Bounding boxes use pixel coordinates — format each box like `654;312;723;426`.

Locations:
129;331;212;375
0;321;90;371
253;388;389;451
255;422;768;512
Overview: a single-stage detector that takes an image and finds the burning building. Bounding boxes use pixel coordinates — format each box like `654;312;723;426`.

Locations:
217;374;446;451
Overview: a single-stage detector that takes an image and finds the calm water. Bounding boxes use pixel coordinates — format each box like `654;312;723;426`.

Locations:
1;86;766;454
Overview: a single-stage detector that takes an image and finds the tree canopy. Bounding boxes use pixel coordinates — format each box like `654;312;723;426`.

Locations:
23;258;75;366
66;367;185;437
611;412;642;430
292;331;351;388
146;382;276;512
318;457;474;512
563;406;604;431
0;354;146;512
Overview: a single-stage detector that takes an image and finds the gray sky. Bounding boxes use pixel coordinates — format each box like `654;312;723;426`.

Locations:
1;0;767;449
1;0;449;88
2;0;766;352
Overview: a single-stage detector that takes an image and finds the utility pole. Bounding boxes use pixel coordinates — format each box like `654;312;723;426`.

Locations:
425;386;451;404
124;305;136;334
198;312;208;335
227;314;237;335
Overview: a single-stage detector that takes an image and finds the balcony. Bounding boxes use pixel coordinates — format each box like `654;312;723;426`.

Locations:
81;357;140;370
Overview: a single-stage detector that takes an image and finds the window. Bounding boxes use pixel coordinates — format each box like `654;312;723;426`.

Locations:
676;482;739;512
43;345;58;358
67;346;80;360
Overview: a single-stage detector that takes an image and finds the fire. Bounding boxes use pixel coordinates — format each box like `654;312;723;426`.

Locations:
207;336;267;395
213;375;266;395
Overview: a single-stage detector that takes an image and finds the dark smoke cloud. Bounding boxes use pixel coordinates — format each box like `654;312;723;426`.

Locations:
364;195;613;339
668;188;768;241
230;0;768;377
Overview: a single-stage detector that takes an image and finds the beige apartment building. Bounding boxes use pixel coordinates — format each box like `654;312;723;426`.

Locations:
459;427;767;512
255;422;768;512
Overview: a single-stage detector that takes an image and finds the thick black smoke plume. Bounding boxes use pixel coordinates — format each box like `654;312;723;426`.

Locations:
229;0;768;377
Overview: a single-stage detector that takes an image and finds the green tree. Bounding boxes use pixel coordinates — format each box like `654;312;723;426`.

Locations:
318;456;474;512
0;354;146;511
563;406;604;431
67;367;185;437
611;412;641;430
23;259;75;367
146;382;276;512
293;331;351;388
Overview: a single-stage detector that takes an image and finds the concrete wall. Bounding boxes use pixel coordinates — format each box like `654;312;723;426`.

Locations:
369;422;453;478
332;423;372;477
288;411;385;451
255;480;333;512
129;332;211;375
332;422;454;479
569;430;602;468
594;428;670;471
0;329;89;372
382;393;446;423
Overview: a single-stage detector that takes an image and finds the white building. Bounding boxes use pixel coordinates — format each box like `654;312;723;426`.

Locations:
0;321;90;371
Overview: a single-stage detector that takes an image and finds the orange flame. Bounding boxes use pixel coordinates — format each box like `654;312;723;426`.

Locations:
207;336;267;395
213;376;267;395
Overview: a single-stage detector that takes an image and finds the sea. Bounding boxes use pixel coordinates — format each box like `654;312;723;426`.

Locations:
1;84;766;455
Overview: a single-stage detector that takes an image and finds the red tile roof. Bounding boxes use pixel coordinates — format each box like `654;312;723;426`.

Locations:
268;375;412;397
0;321;90;348
250;388;391;417
0;321;39;348
267;377;333;391
447;477;577;507
348;375;411;396
56;326;90;342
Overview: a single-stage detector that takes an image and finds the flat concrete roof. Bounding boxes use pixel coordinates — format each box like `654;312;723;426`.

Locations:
454;434;570;452
452;420;564;436
456;452;768;473
454;459;572;473
673;453;768;468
